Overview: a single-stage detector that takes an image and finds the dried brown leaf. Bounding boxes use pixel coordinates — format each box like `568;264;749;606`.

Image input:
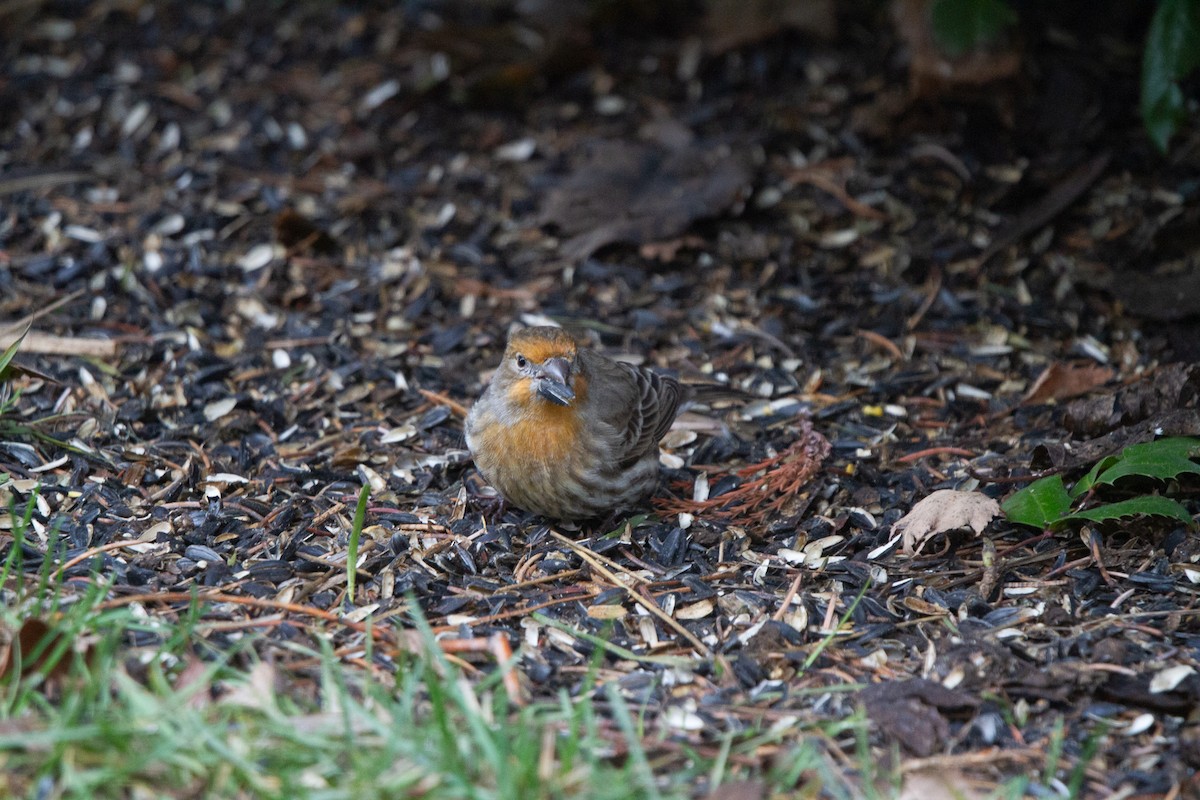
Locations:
893;490;1001;555
540;139;750;260
1023;361;1115;405
0;619;86;683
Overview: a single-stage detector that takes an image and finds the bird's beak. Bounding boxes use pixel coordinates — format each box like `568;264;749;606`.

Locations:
535;357;575;406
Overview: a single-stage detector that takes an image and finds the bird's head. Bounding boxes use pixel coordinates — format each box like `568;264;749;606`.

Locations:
500;326;583;409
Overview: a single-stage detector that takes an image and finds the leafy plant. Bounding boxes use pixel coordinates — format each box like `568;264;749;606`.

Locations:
928;0;1200;152
346;482;370;607
0;326;97;459
930;0;1017;57
0;325;29;417
1002;437;1200;530
1071;436;1200;498
1143;0;1200;152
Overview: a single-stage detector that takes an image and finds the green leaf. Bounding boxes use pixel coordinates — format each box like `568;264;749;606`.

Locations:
930;0;1017;58
1057;495;1195;528
1093;437;1200;487
1069;455;1118;499
0;325;29;381
1142;0;1200;152
1001;475;1072;529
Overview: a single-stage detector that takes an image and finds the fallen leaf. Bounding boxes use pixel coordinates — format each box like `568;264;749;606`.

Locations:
1034;409;1200;474
0;618;93;684
1100;673;1199;716
1116;258;1200;322
892;489;1001;555
539;139;750;260
16;620;63;679
1023;361;1115;405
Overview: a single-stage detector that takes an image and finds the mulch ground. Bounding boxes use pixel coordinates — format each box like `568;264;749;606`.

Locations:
2;1;1199;796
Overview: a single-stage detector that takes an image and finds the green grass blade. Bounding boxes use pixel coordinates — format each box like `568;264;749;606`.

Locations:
346;482;370;607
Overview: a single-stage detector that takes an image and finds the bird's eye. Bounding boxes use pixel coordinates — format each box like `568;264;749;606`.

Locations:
515;354;528;369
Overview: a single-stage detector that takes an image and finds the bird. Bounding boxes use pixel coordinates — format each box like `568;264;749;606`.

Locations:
464;326;684;521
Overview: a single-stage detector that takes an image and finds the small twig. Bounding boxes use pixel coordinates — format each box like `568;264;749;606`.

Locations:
550;531;650;586
975;151;1111;267
97;590;399;647
52;532;160;581
803;581;871;670
784;162;888;221
1043;555;1096;579
772;571;804;622
429;586;600;633
195;615;287;634
900;746;1045;773
310;501;347;527
505;568;585;593
533;613;695;667
0;332;118;358
0;290;84;339
896;446;976;464
550;531;710;656
418;388;470;419
1089;529;1116;586
855;328;904;360
906;267;942;332
441;633;525;706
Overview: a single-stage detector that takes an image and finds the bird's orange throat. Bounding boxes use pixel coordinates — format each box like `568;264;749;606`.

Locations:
491;374;589;462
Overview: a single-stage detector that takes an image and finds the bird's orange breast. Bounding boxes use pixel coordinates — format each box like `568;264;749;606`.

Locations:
478;376;590;466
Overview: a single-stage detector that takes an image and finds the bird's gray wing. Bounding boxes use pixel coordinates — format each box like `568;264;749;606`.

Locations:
583;351;683;469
